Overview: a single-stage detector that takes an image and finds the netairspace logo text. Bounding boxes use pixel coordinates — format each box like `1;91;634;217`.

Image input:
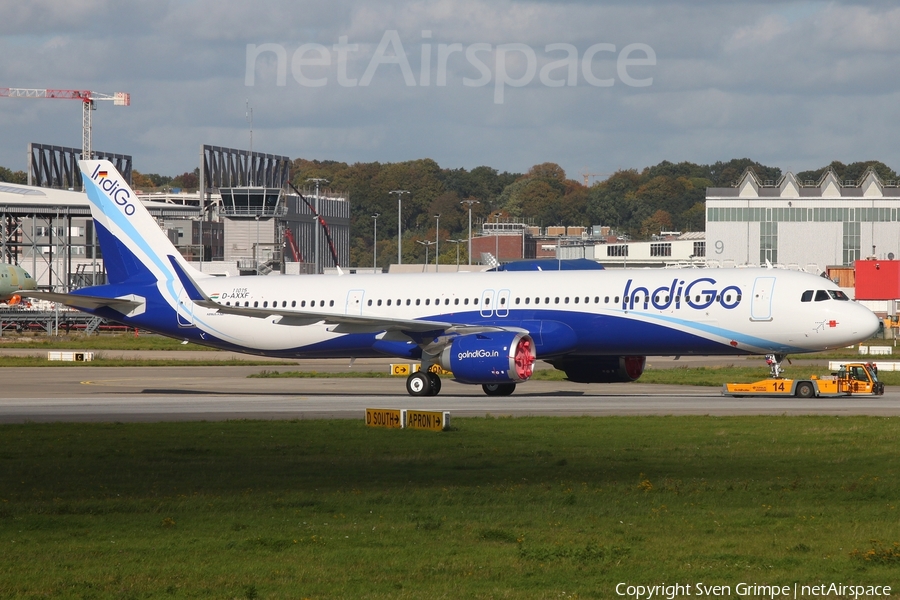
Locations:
615;581;892;600
246;30;655;104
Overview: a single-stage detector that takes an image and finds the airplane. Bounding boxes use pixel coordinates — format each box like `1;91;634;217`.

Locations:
0;263;36;305
24;160;881;397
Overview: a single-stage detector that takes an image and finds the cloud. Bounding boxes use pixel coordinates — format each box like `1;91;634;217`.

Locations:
1;0;899;179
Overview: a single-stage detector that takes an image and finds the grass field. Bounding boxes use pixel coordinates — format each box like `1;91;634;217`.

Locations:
1;417;898;598
0;333;214;351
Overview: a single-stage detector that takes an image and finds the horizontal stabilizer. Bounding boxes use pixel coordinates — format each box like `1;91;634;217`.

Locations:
21;291;144;314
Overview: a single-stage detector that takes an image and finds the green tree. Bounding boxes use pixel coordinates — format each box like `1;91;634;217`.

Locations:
641;209;674;238
0;166;27;184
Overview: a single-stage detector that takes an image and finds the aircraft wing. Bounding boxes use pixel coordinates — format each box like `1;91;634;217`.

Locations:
21;291;144;314
194;299;520;338
169;256;520;340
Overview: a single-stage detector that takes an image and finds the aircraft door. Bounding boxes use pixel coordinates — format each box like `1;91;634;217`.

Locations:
346;289;365;315
480;289;495;318
750;276;776;321
496;289;510;317
176;288;195;328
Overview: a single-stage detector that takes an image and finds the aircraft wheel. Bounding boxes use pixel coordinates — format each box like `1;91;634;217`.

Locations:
427;372;442;396
406;372;432;397
482;382;516;396
795;382;815;398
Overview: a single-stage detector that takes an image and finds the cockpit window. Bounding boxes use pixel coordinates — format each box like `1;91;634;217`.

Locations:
801;290;813;302
828;290;850;301
814;290;830;302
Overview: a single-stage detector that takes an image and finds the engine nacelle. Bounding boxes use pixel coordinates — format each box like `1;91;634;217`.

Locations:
440;331;536;384
550;355;646;383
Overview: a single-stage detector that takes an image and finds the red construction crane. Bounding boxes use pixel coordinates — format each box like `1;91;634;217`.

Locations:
284;228;302;263
0;88;130;164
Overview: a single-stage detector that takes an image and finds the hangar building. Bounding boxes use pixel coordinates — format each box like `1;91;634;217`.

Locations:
706;167;900;274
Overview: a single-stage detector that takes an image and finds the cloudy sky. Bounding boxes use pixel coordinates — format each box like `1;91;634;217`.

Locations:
2;0;900;180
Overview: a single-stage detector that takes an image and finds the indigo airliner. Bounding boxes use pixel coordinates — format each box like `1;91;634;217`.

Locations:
27;161;881;397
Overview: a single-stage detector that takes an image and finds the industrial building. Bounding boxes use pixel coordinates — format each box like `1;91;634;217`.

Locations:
1;145;350;290
705;167;900;274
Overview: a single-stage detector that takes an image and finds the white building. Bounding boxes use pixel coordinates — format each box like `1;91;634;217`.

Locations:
557;233;707;268
706;168;900;274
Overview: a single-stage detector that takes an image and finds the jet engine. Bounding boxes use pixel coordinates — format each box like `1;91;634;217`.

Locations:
549;355;646;383
439;331;536;384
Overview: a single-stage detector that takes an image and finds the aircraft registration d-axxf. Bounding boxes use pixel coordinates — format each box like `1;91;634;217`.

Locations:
27;160;881;397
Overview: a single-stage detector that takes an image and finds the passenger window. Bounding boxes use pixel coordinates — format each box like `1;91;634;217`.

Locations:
815;290;830;302
474;298;479;305
291;301;296;307
463;298;468;305
454;298;459;305
425;299;430;305
544;297;549;304
514;298;519;305
320;300;325;307
535;297;540;304
445;299;450;305
574;297;579;304
367;300;372;306
330;300;334;307
416;299;421;305
406;299;411;306
254;301;259;308
500;298;506;305
525;297;530;304
387;299;392;306
377;300;382;306
614;296;619;303
604;296;609;303
263;301;268;308
595;297;600;303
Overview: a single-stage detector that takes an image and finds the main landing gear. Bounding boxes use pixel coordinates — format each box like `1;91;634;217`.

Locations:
482;383;516;396
405;371;517;397
406;371;442;397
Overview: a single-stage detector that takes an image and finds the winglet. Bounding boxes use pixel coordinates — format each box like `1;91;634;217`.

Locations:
167;255;210;302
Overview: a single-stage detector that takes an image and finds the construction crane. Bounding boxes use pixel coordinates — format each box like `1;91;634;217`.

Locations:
581;171;608;187
0;88;130;164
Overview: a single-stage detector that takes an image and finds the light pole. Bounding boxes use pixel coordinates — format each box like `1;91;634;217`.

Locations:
307;178;328;274
390;190;410;265
434;213;441;271
372;213;379;272
460;198;479;265
416;240;435;271
255;214;260;275
448;239;465;267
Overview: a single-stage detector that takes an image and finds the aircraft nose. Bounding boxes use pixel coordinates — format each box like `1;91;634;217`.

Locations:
856;305;881;340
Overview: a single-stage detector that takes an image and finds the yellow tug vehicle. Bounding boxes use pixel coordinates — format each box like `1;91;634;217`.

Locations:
723;355;885;398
